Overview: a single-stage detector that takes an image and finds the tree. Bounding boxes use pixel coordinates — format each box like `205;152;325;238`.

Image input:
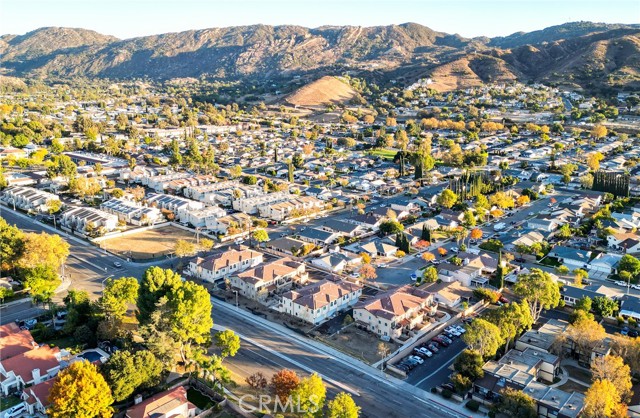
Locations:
292;152;305;169
103;350;163;402
556;224;572;239
327;392;360;418
215;330;240;359
291;373;326;418
272;369;300;402
587;152;605;171
462;319;502;358
489;191;515;209
359;264;377;281
470;228;483;241
246;372;268;394
591;355;632;402
252;229;270;243
462;210;476;227
485;301;533;354
422;266;438;283
23;265;60;303
593;296;619;318
453;349;484;380
584;379;624;418
167;281;214;362
19;232;69;270
516;195;530;207
174;239;196;259
137;266;182;324
513;269;560;322
437;247;448;257
497;387;537;418
46;154;77;181
46;199;62;214
359;252;371;265
71;177;102;199
565;316;607;364
422;252;435;262
229;165;243;178
591;125;607;139
560;163;578;184
379;220;404;235
573;268;589;287
0;218;24;272
242;175;257;185
199;238;214;252
619;254;640;277
48;360;113;418
437;189;458;208
100;277;139;321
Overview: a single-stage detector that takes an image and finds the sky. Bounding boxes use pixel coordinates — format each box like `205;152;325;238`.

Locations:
1;0;638;39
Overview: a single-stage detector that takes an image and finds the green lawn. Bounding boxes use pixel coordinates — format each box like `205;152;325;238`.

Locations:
539;257;562;267
0;396;22;411
367;149;397;160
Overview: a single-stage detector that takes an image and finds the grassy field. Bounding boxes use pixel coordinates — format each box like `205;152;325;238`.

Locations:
367;148;397;160
0;396;21;412
100;226;198;260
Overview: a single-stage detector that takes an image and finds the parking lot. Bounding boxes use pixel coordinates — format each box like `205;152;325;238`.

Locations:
395;322;469;390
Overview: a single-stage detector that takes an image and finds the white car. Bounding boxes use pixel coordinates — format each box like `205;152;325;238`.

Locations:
113;261;122;268
451;246;459;253
350;272;360;278
454;326;466;334
416;347;433;358
5;403;26;418
615;281;629;287
408;355;424;364
631;284;640;290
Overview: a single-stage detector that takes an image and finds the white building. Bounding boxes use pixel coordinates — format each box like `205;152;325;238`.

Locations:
146;194;204;223
188;247;263;282
279;278;362;325
1;186;60;213
60;206;118;233
230;258;308;301
185;206;227;229
100;198;162;225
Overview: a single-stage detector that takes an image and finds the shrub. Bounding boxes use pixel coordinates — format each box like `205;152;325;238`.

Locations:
473;288;499;304
629;317;637;328
617;316;626;326
466;400;480;412
441;389;453;399
431;387;438;394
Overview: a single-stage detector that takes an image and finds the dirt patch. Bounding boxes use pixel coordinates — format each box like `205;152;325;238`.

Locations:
285;76;361;107
317;326;398;365
100;226;197;260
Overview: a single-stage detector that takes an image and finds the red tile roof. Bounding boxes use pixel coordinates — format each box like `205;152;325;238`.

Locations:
126;386;196;418
0;323;36;360
1;345;60;382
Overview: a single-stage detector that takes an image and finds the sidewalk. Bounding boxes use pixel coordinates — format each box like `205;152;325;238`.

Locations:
214;297;480;418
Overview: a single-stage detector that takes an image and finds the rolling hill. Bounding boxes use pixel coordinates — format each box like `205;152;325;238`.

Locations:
0;22;638;92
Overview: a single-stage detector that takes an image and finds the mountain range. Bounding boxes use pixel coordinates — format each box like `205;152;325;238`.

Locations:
1;21;639;92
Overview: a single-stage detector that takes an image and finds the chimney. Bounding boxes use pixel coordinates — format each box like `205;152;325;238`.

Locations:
32;368;40;381
134;394;143;405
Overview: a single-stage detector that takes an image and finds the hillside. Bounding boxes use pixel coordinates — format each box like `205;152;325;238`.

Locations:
0;22;638;92
285;76;361;107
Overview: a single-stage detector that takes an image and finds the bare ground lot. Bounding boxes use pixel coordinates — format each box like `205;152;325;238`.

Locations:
100;226;197;260
317;326;398;365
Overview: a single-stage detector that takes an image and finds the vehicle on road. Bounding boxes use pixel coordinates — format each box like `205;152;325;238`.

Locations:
493;222;506;231
450;246;459;253
350;272;360;278
615;281;629;287
632;284;640;290
410;273;417;281
113;261;122;268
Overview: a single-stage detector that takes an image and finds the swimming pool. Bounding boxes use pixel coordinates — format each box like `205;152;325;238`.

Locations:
78;351;103;363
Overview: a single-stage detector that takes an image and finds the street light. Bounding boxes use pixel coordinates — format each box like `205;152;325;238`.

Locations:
101;274;114;294
234;290;239;309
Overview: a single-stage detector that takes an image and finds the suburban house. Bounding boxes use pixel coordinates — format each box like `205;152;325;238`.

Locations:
502;230;545;252
207;213;252;235
607;231;640;254
430;280;474;308
527;216;559;232
347;213;383;230
310;251;362;273
0;323;64;396
360;240;398;258
188;247;263;282
1;186;60;213
22;377;56;415
437;262;484;287
516;319;568;354
354;286;437;339
279;278;362;325
230;258;308;301
265;237;308;256
548;246;591;270
60;206;118;233
319;219;364;238
560;285;607;308
619;294;640;321
297;228;341;246
125;386;197;418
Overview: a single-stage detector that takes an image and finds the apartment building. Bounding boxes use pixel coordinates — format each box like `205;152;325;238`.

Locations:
188;247;263;282
1;186;60;213
230;258;308;301
146;193;204;222
233;191;290;214
185;206;227;228
280;278;362;325
101;198;162;225
353;285;437;339
60;206;118;233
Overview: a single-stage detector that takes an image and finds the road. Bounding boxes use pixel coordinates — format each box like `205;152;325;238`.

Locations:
212;299;472;418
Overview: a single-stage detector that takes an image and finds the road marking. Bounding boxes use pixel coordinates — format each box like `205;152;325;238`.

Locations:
213;324;361;397
415;349;460;386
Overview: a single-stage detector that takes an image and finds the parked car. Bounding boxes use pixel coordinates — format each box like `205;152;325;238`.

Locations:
629;330;639;338
439;335;453;344
427;342;439;353
408;355;424;365
621;327;629;336
416;347;433;358
498;296;509;304
631;284;640;290
432;337;449;347
441;383;455;392
454;325;466;334
410;273;418;281
615;281;629;287
5;403;26;418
